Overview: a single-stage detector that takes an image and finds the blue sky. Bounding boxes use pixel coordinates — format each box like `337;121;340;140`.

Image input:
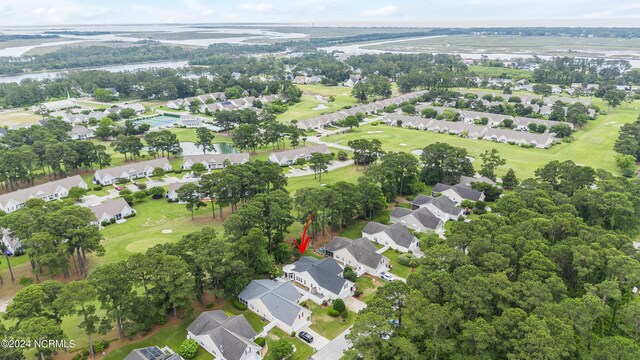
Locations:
1;0;639;26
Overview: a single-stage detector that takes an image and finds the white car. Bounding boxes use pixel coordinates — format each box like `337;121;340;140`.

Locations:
380;272;394;281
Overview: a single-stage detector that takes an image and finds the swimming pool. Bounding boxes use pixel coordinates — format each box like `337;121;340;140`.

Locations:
134;114;180;128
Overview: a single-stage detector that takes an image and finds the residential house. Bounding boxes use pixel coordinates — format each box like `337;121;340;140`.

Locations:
389;207;445;234
411;195;464;221
268;144;330;166
324;237;389;276
343;76;362;87
167;182;187;202
124;346;182;360
105;88;120;98
432;183;485;205
89;198;135;224
0;176;88;213
124;103;146;115
361;222;421;253
283;257;354;302
459;175;496;187
238;280;311;334
187;311;261;360
182;153;250;170
93;158;172;185
67;125;95;140
1;229;21;255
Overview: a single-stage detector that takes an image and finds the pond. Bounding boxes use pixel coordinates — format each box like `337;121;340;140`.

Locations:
180;142;237;156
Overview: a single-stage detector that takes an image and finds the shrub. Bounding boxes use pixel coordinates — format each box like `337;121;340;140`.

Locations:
343;267;358;282
93;185;103;191
101;221;109;227
109;218;116;224
116;178;131;184
205;302;214;309
17;277;34;286
71;354;83;360
340;311;348;320
254;337;266;347
327;308;340;317
337;151;348;161
353;290;363;297
92;340;108;352
136;183;147;190
272;339;294;359
397;253;419;268
332;298;346;313
178;339;199;359
119;189;132;196
290;331;296;337
233;298;247;310
295;158;307;166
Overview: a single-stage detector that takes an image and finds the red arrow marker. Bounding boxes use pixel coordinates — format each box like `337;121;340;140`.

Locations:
295;211;315;254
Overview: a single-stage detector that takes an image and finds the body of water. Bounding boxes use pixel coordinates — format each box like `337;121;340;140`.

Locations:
180;142;237;156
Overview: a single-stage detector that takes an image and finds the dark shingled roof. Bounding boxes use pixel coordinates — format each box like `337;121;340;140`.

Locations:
452;184;484;201
390;207;413;219
412;195;463;216
383;223;418;248
362;221;387;235
413;208;443;230
238;280;304;326
325;237;385;269
291;257;347;296
187;311;257;360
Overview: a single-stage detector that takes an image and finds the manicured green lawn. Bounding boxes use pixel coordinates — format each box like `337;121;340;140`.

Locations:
264;327;315;360
302;300;356;340
0;254;29;273
286;164;364;195
277;84;357;123
338;210;391;239
355;275;384;303
88;198;222;269
102;315;213;360
222;301;269;333
383;249;416;279
323;99;640;178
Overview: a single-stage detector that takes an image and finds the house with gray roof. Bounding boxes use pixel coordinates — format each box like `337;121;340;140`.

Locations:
283;257;354;303
411;195;464;221
238;280;311;334
88;198;135;225
94;158;172;185
268;144;329;166
390;207;445;235
433;183;484;205
0;175;88;214
459;175;496;187
187;310;261;360
361;222;421;254
124;346;182;360
324;237;389;276
166;182;188;202
182;153;250;170
1;228;21;255
67;125;95;140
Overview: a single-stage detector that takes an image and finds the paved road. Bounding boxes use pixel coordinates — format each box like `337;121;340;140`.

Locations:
311;328;351;360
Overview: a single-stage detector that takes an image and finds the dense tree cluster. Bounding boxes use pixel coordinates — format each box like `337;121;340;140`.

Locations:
0;119;111;189
346;164;640;360
533;57;632;86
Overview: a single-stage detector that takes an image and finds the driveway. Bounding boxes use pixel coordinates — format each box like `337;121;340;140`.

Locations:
345;297;367;313
311;327;351;360
299;326;330;351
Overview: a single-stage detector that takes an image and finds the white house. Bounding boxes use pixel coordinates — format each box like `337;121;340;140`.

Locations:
1;229;21;255
89;198;135;225
283;257;354;303
389;207;445;235
268;145;330;166
38;97;78;112
67;125;95;140
432;183;485;205
187;311;261;360
324;237;389;276
0;176;88;213
411;195;464;221
166;182;189;202
93;158;172;185
361;222;421;254
182;153;250;170
238;280;311;334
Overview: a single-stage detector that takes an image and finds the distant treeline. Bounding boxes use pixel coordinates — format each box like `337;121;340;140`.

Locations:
0;34;59;42
43;31;112;36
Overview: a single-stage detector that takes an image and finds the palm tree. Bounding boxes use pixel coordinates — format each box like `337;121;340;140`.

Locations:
0;243;15;282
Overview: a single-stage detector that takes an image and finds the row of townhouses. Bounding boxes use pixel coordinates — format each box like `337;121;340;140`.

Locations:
383;114;559;148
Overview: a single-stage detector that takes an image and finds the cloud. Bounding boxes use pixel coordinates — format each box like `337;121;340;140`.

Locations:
238;2;274;13
363;5;398;17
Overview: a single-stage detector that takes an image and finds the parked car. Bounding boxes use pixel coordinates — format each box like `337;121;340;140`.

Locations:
298;331;314;343
380;272;394;281
114;186;123;191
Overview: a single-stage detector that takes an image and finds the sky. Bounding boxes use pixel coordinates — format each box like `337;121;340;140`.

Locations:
0;0;640;27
